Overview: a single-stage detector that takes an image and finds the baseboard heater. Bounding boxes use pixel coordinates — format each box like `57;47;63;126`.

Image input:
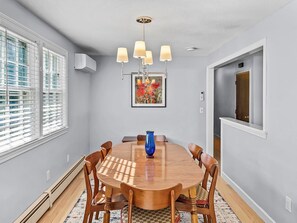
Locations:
14;156;85;223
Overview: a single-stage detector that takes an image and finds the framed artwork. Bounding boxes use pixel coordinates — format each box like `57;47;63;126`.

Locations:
131;73;166;107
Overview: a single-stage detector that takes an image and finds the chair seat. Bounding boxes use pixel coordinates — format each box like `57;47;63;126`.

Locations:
177;184;209;207
93;190;106;205
121;205;180;223
93;190;126;206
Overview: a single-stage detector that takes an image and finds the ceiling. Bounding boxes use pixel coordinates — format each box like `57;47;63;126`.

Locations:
17;0;290;57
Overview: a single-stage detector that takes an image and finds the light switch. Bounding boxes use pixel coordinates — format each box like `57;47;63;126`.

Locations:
200;92;204;101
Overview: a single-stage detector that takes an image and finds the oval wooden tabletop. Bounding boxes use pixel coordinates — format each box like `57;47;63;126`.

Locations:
97;142;204;190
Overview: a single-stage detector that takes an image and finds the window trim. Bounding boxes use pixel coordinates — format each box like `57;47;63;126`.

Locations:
0;127;67;164
0;12;69;164
220;117;267;138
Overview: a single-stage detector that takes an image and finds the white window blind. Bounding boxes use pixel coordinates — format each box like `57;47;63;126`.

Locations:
0;26;40;152
42;48;66;135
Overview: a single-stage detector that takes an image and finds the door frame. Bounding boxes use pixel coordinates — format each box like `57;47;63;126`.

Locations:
206;39;266;156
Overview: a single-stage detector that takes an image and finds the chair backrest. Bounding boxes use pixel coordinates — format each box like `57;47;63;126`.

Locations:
101;141;112;154
188;143;203;167
84;151;104;201
137;135;167;142
120;183;182;211
136;135;146;141
201;153;218;208
100;147;107;159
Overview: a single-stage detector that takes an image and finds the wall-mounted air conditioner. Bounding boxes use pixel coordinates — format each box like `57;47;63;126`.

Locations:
75;53;96;73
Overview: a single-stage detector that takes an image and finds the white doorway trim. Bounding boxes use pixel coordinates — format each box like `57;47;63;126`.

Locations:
206;39;267;155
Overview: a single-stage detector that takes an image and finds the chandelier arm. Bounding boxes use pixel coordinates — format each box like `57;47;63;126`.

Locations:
125;72;165;75
165;60;168;78
121;62;124;80
146;65;149;78
138;58;142;75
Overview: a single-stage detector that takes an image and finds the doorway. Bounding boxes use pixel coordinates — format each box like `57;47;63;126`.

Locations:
236;71;250;122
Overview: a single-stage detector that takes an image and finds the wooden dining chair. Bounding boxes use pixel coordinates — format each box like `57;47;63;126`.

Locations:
101;140;112;155
83;151;125;223
188;143;203;168
176;153;219;223
137;134;167;142
120;183;182;223
136;135;146;141
100;147;108;160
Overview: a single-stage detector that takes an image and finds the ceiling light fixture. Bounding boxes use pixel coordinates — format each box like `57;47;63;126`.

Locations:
116;16;172;80
186;46;199;51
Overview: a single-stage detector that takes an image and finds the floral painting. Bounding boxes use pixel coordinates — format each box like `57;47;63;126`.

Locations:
131;73;166;107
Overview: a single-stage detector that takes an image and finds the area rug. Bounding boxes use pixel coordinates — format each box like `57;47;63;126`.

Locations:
65;188;241;223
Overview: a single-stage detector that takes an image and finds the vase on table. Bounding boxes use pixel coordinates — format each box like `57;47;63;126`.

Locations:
145;131;155;158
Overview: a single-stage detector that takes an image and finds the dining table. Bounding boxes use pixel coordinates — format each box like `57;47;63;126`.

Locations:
97;141;204;223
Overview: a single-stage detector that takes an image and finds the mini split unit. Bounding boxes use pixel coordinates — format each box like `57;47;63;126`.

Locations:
74;53;97;73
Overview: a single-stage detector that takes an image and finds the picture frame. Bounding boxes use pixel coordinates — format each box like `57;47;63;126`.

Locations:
131;73;166;107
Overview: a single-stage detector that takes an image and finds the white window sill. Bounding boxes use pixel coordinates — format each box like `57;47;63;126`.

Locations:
0;127;68;164
220;117;267;139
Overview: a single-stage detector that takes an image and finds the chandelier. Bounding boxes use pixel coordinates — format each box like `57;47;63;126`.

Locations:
116;16;172;80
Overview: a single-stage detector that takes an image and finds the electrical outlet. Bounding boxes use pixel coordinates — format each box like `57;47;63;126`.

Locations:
200;107;204;113
67;154;70;163
286;196;292;213
46;170;50;182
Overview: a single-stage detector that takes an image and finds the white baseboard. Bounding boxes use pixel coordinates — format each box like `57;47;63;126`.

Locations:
221;172;275;223
14;156;84;223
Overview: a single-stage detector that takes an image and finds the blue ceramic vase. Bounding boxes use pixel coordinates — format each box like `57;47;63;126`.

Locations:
145;131;155;158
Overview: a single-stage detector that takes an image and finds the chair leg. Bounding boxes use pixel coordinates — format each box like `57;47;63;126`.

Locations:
83;205;90;223
95;210;99;219
207;215;211;223
210;210;217;223
203;214;208;223
88;212;94;223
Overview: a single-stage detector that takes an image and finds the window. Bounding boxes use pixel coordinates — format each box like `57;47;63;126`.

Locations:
43;48;66;135
0;28;40;151
0;20;68;157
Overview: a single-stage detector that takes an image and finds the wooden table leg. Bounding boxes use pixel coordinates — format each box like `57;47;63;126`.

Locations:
103;186;112;223
189;187;198;223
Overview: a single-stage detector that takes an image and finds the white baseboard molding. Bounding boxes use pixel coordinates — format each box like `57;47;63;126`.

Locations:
14;156;85;223
45;156;85;205
14;193;50;223
221;172;275;223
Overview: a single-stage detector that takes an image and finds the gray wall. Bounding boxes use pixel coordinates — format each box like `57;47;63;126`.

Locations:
89;56;207;151
0;1;91;222
214;63;236;136
214;51;263;136
208;0;297;222
1;0;296;222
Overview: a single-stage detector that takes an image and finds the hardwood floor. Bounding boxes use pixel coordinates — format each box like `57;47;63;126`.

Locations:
38;171;85;223
214;135;221;164
216;177;263;223
38;159;263;223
